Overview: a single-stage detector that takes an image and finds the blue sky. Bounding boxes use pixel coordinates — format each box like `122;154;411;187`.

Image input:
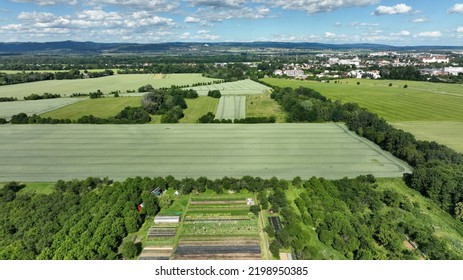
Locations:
0;0;462;45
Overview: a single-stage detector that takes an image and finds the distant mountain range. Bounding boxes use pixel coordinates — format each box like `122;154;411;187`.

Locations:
0;41;461;54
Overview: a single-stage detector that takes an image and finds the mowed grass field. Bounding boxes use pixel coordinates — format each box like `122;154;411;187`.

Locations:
41;96;141;120
392;121;463;152
0;123;411;182
262;78;463;153
261;78;463;122
191;79;270;96
0;98;85;119
0;74;219;99
180;97;219;123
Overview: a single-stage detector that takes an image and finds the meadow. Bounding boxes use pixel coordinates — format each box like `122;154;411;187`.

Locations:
0;123;411;182
0;98;85;119
180;97;219;123
246;93;287;123
0;74;219;99
261;78;463;122
262;78;463;153
41;96;141;120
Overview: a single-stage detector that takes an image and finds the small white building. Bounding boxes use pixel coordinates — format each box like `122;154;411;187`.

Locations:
422;56;449;64
154;215;181;224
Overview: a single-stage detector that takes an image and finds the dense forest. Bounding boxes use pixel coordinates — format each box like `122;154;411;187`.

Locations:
1;174;462;260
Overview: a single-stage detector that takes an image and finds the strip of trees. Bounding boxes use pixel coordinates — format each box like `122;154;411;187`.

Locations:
0;70;114;86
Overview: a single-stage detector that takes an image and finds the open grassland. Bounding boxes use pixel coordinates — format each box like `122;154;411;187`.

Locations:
180;96;219;123
0;74;219;99
246;93;287;123
0;69;120;74
392;121;463;153
0;98;85;119
0;123;411;182
377;178;463;256
40;96;141;120
261;78;463;122
191;79;271;96
215;95;246;120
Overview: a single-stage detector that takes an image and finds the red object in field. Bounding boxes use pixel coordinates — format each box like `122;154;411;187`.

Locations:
137;203;144;213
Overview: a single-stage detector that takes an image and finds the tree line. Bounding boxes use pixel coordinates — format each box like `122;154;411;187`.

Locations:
0;70;114;86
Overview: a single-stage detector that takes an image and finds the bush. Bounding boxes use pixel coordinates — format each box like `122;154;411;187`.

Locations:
404;84;408;88
207;90;221;98
120;241;140;259
0;118;7;124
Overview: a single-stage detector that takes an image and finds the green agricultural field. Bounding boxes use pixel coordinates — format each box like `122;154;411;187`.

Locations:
215;95;246;120
0;69;120;74
191;79;271;96
0;74;219;99
262;78;463;153
392;121;463;153
0;123;411;182
0;98;85;119
41;96;141;120
180;96;219;123
261;78;463;122
246;94;287;123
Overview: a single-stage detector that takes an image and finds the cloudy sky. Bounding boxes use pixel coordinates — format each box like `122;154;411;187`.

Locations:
0;0;462;45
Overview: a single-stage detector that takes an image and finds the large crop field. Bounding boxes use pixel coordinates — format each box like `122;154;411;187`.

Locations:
0;98;85;119
40;96;141;120
0;123;411;182
191;79;270;96
215;96;246;120
0;74;219;99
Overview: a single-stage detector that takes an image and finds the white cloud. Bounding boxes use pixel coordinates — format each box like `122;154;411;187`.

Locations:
197;30;209;34
186;0;245;8
417;31;442;38
12;0;77;5
18;12;56;21
85;0;178;12
270;0;379;14
457;27;463;33
351;22;379;27
391;30;411;36
325;32;336;38
178;32;191;39
184;16;201;23
449;3;463;13
373;3;412;16
411;17;429;23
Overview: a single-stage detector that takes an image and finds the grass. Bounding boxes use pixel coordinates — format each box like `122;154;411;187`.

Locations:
0;98;85;120
376;178;463;256
261;78;463;122
391;121;463;153
40;96;141;120
246;93;287;123
0;123;411;182
0;74;219;99
0;69;120;74
180;96;219;123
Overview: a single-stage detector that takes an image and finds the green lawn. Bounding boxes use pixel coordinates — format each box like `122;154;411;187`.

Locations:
180;96;219;123
261;78;463;122
392;121;463;153
0;182;55;194
41;96;141;120
246;93;287;123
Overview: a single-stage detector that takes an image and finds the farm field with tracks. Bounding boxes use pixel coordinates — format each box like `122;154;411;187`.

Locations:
0;98;85;119
190;79;270;96
0;123;411;182
0;74;219;99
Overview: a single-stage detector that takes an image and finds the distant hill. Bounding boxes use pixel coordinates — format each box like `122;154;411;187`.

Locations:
0;40;461;54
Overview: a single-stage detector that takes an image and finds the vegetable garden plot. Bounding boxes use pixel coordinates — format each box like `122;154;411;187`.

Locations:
268;216;282;232
175;245;261;255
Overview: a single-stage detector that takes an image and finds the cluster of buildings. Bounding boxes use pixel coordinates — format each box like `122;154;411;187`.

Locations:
272;51;461;80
